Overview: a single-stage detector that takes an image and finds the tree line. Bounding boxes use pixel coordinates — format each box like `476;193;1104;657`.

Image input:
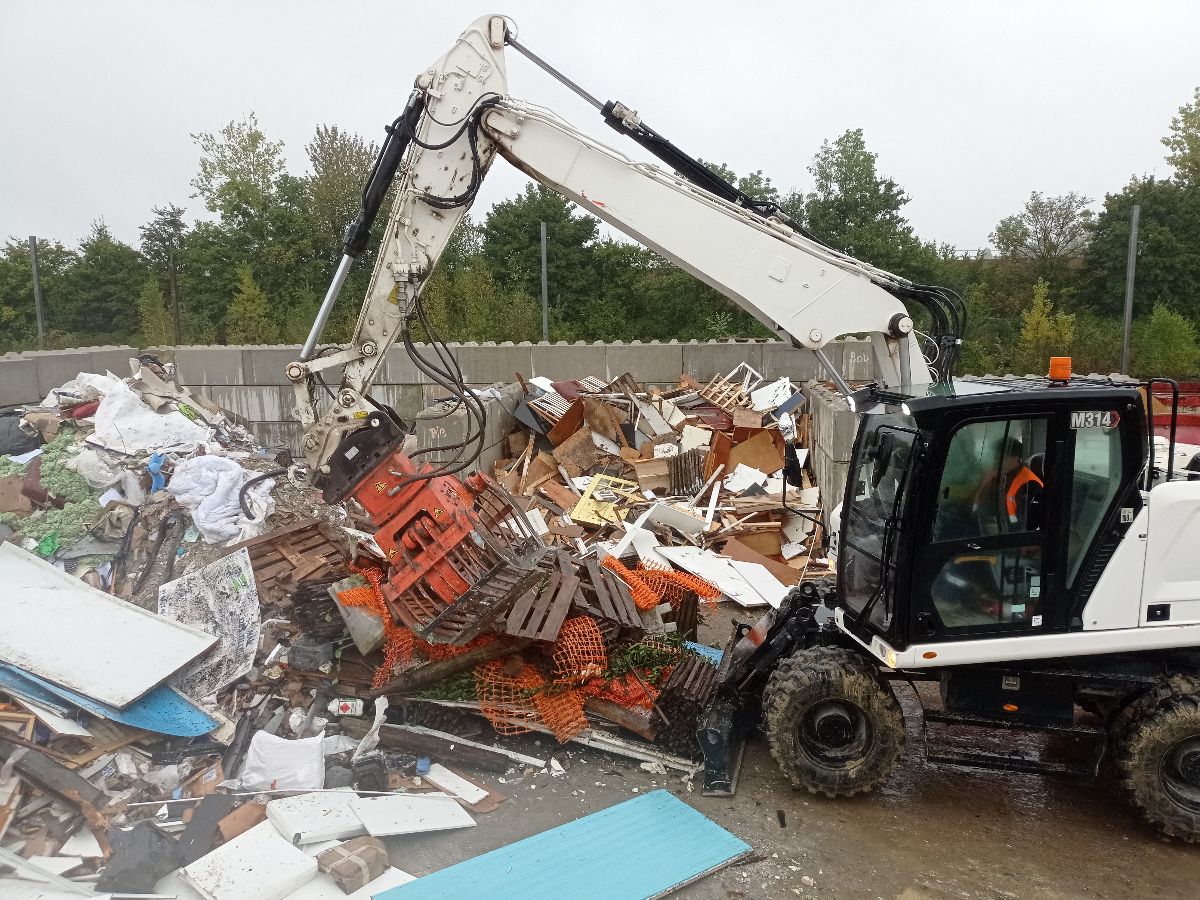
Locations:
2;88;1199;379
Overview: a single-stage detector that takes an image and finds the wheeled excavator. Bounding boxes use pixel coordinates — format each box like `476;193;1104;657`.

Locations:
285;15;1200;840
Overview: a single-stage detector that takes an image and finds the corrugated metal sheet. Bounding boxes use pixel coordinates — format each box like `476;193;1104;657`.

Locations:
375;790;752;900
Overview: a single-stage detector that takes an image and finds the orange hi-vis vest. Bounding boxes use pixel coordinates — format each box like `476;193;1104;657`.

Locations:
1006;465;1043;523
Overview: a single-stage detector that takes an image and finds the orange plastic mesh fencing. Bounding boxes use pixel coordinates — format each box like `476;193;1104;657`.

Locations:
633;562;721;611
552;616;609;682
424;633;497;661
581;672;659;709
348;563;429;689
473;659;545;734
600;555;662;611
533;687;588;743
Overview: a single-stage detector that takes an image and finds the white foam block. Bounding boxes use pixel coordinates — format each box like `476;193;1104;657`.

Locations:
350;792;476;837
266;791;366;845
424;765;489;805
181;820;317;900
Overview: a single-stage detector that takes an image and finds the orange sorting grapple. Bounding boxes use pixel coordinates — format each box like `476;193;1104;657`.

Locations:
350;448;547;645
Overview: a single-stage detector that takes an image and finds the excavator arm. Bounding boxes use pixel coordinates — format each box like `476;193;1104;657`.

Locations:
288;14;961;495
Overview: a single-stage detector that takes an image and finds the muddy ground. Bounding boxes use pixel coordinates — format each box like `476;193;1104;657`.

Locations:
383;609;1200;899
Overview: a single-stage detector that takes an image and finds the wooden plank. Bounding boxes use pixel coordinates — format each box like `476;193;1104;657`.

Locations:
537;572;579;641
340;719;544;773
504;586;541;636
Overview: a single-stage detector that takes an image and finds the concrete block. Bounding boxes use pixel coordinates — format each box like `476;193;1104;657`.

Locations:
91;345;137;378
760;342;823;382
530;342;607;382
380;344;427;385
604;341;684;385
241;345;303;386
205;385;291;423
28;349;96;397
175;346;247;386
451;343;534;384
681;341;765;382
370;384;427;420
0;356;41;406
249;421;302;455
842;339;875;381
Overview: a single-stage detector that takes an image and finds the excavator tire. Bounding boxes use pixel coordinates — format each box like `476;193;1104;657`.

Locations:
763;646;904;798
1117;688;1200;842
1109;675;1200;751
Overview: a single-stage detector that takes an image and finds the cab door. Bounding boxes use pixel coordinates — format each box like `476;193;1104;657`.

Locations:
910;414;1064;641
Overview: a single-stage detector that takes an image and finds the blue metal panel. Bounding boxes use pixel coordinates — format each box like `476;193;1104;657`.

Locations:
375;789;751;900
0;664;218;737
684;641;724;665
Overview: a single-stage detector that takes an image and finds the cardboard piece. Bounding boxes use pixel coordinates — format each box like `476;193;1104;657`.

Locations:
316;837;389;894
725;429;784;476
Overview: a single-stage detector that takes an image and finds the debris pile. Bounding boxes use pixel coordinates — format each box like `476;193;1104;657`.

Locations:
0;356;817;894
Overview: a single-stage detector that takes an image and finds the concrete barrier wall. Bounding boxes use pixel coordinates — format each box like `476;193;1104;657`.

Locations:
1;340;873;476
803;381;859;524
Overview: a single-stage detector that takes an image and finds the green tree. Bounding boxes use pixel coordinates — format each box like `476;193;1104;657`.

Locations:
136;278;172;346
224;264;276;343
304;125;378;253
1132;305;1200;378
698;160;781;204
139;203;188;273
191;114;286;238
990;192;1093;281
1079;176;1200;320
420;254;541;342
482;183;598;318
60;221;147;341
0;238;79;351
1163;86;1200;185
800;128;940;279
1015;278;1075;374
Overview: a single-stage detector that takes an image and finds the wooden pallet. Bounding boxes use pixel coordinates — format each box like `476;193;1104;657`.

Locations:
574;558;642;639
226;518;346;601
504;557;579;642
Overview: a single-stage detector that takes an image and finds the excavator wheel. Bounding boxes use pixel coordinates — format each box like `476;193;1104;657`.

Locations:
762;646;904;798
1117;686;1200;841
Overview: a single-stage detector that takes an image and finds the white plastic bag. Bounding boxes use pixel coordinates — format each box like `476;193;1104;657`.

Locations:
91;378;209;454
237;731;325;791
64;446;122;488
168;456;276;544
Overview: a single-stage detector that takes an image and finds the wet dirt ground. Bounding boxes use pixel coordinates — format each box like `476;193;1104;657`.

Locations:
384;610;1200;899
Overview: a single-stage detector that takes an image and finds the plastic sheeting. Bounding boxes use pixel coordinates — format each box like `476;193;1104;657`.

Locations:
158;549;261;700
168;456;276;545
67;373;210;454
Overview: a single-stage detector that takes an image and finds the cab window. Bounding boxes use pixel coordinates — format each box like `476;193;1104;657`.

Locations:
932;418;1048;542
1066;424;1123;587
928;417;1048;630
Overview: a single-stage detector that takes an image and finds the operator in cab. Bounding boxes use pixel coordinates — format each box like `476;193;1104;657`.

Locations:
974;437;1044;533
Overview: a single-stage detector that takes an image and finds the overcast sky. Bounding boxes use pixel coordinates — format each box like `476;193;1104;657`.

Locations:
2;1;1197;255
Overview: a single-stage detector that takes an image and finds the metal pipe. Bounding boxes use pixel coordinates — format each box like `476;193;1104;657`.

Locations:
505;33;604;111
814;347;853;398
540;220;549;341
301;253;354;360
1120;203;1141;375
27;236;45;349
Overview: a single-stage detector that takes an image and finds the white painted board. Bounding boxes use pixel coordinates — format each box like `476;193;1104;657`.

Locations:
656;547;771;608
729;561;788;609
14;698;92;737
181;820;317;900
266;792;366;845
424;764;489;805
350;792;476;837
0;543;217;708
59;828;103;858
